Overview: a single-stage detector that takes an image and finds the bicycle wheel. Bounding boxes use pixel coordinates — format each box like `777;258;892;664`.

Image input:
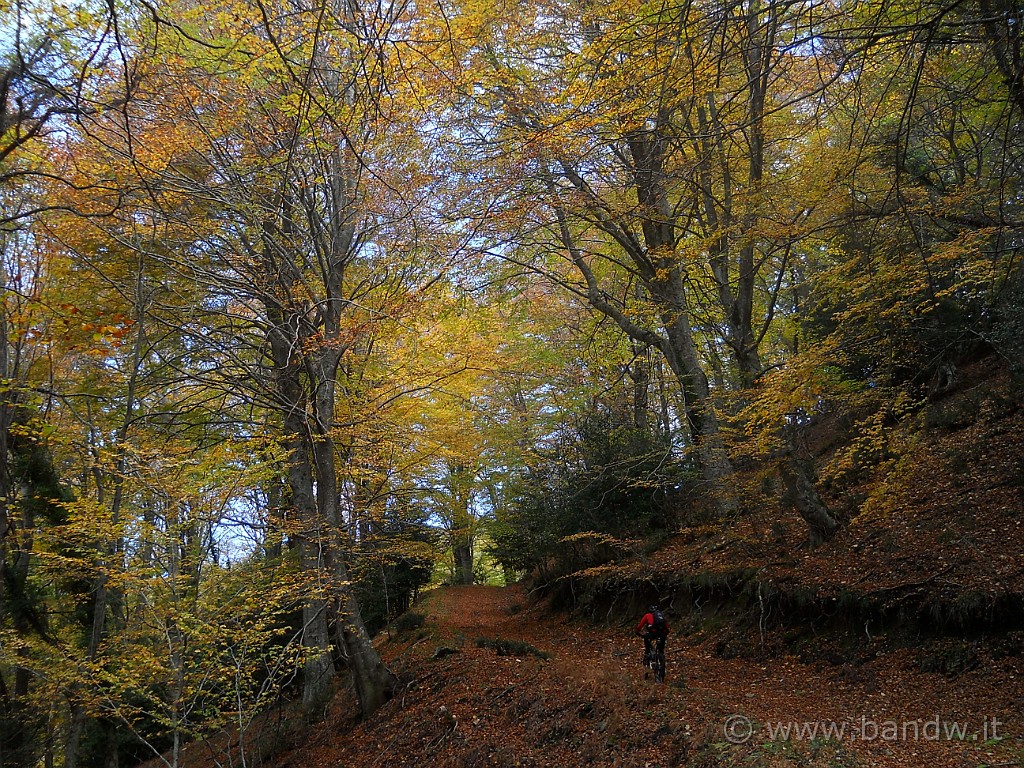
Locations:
653;649;666;683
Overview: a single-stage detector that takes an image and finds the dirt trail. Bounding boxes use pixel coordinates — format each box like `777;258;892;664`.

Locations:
279;584;1022;768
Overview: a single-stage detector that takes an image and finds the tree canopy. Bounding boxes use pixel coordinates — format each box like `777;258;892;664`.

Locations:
2;0;1023;764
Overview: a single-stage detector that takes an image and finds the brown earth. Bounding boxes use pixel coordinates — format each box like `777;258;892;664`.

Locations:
150;361;1024;768
260;583;1023;768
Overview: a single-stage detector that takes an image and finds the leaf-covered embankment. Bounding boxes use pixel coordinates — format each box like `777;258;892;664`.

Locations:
261;583;1022;768
558;358;1024;647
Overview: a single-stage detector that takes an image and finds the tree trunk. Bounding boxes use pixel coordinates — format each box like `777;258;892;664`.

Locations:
552;129;737;515
279;369;335;715
978;0;1024;118
626;348;651;433
692;3;777;388
651;276;737;513
453;541;474;585
630;127;737;510
263;305;335;714
312;351;399;703
289;433;334;714
333;574;397;718
779;457;838;547
444;460;476;585
309;387;397;717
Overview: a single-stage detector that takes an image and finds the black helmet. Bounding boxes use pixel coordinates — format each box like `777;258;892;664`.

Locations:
649;604;660;613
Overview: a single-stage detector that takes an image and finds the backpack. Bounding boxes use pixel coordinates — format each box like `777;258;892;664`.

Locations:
651;610;666;634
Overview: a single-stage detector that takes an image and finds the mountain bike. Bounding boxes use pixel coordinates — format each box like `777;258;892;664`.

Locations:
642;636;666;683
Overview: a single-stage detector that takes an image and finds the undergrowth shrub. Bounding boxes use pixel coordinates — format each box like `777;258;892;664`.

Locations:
488;399;696;577
919;641;980;676
991;270;1024;377
352;520;437;636
474;637;549;659
392;611;426;634
923;391;983;430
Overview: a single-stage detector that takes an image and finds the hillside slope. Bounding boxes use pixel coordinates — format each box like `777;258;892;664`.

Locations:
556;356;1024;649
144;361;1024;768
259;584;1021;768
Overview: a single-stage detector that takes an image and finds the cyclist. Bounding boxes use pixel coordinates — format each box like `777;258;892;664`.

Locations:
635;604;669;674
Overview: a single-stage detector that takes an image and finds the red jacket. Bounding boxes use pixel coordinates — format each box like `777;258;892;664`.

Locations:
636;611;669;637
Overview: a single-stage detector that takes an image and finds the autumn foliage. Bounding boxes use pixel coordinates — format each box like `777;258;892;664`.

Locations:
1;0;1023;766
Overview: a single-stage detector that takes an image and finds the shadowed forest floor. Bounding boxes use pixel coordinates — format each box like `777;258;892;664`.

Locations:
256;584;1023;768
133;359;1024;768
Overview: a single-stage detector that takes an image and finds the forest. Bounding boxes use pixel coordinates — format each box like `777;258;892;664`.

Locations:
1;0;1023;765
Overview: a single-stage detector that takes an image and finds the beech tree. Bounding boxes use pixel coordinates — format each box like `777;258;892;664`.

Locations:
45;0;480;718
427;0;849;513
4;0;1024;761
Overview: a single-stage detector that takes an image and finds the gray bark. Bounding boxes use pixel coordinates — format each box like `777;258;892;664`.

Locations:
260;152;396;717
261;215;337;715
548;187;737;514
309;376;397;717
453;542;474;585
779;457;838;547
